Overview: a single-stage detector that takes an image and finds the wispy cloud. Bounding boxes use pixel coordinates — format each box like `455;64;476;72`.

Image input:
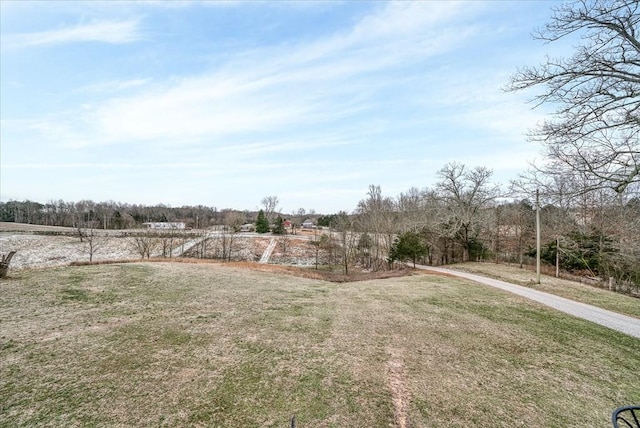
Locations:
1;1;553;211
54;2;481;148
3;20;143;49
81;78;150;94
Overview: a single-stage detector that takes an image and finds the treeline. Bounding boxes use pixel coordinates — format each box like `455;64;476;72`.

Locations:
347;162;640;291
0;200;221;229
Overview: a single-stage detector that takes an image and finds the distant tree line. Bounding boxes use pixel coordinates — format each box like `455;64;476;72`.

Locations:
0;197;320;233
0;199;221;229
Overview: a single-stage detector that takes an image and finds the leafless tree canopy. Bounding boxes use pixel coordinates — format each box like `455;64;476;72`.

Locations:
355;185;396;271
508;0;640;194
129;232;159;259
261;196;280;221
82;227;105;262
435;163;501;262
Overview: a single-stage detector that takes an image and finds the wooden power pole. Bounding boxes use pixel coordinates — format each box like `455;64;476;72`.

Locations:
536;189;541;284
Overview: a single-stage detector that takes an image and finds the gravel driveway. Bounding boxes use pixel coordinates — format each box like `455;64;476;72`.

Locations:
416;265;640;340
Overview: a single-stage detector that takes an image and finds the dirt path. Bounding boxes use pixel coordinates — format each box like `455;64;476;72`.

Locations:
416;265;640;340
387;348;409;428
259;238;277;263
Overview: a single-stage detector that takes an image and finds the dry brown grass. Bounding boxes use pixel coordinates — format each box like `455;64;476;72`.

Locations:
0;222;78;233
69;258;415;283
1;262;638;427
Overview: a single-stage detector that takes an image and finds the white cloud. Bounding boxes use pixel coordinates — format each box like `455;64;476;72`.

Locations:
3;20;143;49
349;1;473;43
48;2;485;148
81;78;150;94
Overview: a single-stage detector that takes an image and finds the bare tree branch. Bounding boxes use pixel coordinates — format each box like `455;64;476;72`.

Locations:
508;0;640;194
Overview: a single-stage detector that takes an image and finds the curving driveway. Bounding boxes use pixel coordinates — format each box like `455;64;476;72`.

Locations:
415;265;640;340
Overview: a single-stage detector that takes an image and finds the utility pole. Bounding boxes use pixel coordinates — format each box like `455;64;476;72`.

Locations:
536;189;541;284
555;237;560;278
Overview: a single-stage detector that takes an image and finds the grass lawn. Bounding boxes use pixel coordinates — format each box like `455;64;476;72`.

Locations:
446;262;640;319
1;262;639;427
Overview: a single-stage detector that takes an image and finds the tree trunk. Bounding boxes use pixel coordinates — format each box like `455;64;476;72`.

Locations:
0;251;17;279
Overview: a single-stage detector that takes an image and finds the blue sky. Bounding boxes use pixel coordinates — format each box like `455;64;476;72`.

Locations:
1;1;565;214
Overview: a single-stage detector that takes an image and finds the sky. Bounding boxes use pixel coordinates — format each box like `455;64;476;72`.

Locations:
0;0;568;214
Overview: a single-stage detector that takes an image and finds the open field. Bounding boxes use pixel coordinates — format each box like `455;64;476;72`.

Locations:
0;222;82;233
1;262;639;427
447;262;640;320
2;225;638;320
0;222;324;270
0;233;139;270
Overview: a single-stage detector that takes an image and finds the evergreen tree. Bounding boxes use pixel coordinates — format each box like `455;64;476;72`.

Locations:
255;210;270;233
389;231;427;267
272;216;286;235
317;214;338;227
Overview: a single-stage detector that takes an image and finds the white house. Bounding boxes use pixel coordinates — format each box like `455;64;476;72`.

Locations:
240;223;255;232
142;222;186;230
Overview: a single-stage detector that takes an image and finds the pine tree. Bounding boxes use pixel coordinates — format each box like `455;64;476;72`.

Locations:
272;216;286;235
389;231;427;267
255;210;270;233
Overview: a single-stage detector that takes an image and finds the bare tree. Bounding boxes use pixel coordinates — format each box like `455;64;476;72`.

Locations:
197;230;210;258
278;234;290;262
436;163;501;262
309;230;330;270
508;0;640;194
261;196;280;222
514;168;640;288
130;232;159;259
356;232;373;269
83;227;105;262
355;185;396;271
333;212;357;275
494;200;536;268
396;187;427;233
0;251;17;279
601;189;640;291
220;210;244;261
156;230;181;258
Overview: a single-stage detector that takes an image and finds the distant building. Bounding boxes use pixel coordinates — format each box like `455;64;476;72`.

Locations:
301;219;316;229
240;223;256;232
143;222;185;230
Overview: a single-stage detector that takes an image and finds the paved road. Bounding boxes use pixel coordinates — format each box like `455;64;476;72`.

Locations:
415;265;640;340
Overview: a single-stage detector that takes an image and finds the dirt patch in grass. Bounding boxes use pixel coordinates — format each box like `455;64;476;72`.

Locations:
387;348;409;428
225;261;415;283
65;258;415;283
